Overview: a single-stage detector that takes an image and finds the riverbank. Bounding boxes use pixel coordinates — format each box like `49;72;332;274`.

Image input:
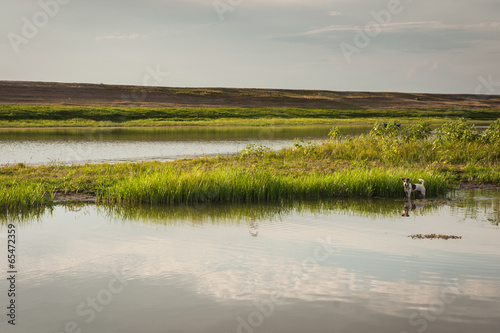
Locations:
2;119;500;211
1;104;499;128
1;80;500;128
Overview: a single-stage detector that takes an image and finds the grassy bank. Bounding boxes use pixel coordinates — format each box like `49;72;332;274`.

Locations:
105;167;447;205
1;105;499;127
1;118;500;211
0;162;448;210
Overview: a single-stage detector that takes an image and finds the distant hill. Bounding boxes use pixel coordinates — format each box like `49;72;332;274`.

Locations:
1;81;499;109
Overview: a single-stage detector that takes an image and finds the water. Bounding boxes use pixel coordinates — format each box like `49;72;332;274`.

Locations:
1;190;499;333
0;126;371;165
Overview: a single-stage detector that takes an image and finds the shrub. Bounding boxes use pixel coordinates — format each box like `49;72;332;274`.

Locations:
328;126;342;140
402;121;432;141
370;121;401;138
436;118;480;143
239;143;271;157
482;118;500;142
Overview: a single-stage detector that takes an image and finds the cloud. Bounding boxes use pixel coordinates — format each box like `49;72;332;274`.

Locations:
405;61;439;80
269;20;500;54
303;21;500;35
328;11;342;17
95;33;149;41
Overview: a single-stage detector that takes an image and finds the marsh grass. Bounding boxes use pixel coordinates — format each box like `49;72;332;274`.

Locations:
105;167;448;205
0;183;52;212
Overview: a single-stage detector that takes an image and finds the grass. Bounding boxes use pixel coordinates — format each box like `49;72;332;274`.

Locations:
105;167;448;205
2;119;500;211
1;104;499;127
0;182;52;213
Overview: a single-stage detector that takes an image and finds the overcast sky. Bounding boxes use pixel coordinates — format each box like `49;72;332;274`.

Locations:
1;0;499;94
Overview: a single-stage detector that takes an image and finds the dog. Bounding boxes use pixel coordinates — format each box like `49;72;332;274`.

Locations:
401;178;425;199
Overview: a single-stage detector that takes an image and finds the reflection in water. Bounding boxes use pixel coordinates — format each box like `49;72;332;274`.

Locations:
2;191;500;227
451;190;500;226
98;198;420;229
0;126;372;165
0;190;499;333
100;193;500;227
0;126;370;141
0;206;50;225
248;216;259;237
402;199;426;217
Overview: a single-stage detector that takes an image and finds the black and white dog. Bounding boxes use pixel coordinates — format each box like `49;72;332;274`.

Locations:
401;178;425;199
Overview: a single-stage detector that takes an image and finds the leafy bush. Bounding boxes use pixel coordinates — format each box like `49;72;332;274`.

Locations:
370;121;401;138
402;121;431;141
240;143;271;157
328;126;342;140
436;118;480;143
482;118;500;142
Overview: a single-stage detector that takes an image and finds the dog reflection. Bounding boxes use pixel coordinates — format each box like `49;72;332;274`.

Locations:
249;216;258;237
402;199;425;217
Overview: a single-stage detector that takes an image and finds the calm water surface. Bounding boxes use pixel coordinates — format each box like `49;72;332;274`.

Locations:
0;126;371;165
1;190;499;333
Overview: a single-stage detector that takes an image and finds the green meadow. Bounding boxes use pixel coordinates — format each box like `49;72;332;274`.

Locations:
1;104;499;127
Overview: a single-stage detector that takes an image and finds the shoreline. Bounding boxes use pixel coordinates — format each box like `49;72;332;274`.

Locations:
51;183;500;204
0;121;372;131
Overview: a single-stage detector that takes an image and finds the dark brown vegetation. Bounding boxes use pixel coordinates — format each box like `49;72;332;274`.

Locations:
409;234;463;240
1;81;500;109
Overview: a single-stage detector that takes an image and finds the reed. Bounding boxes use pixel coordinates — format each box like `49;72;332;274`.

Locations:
0;183;52;212
105;167;448;205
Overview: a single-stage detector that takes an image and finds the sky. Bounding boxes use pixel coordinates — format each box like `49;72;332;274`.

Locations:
1;0;500;94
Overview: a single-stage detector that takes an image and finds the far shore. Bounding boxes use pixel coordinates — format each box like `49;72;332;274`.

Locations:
1;81;500;129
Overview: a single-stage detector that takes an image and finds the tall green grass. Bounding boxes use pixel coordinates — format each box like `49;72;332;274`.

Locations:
0;183;52;212
105;167;448;205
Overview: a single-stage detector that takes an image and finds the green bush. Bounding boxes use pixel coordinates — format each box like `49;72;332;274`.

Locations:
436;118;480;143
239;143;271;157
370;121;401;138
328;126;342;140
482;118;500;142
402;121;431;141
